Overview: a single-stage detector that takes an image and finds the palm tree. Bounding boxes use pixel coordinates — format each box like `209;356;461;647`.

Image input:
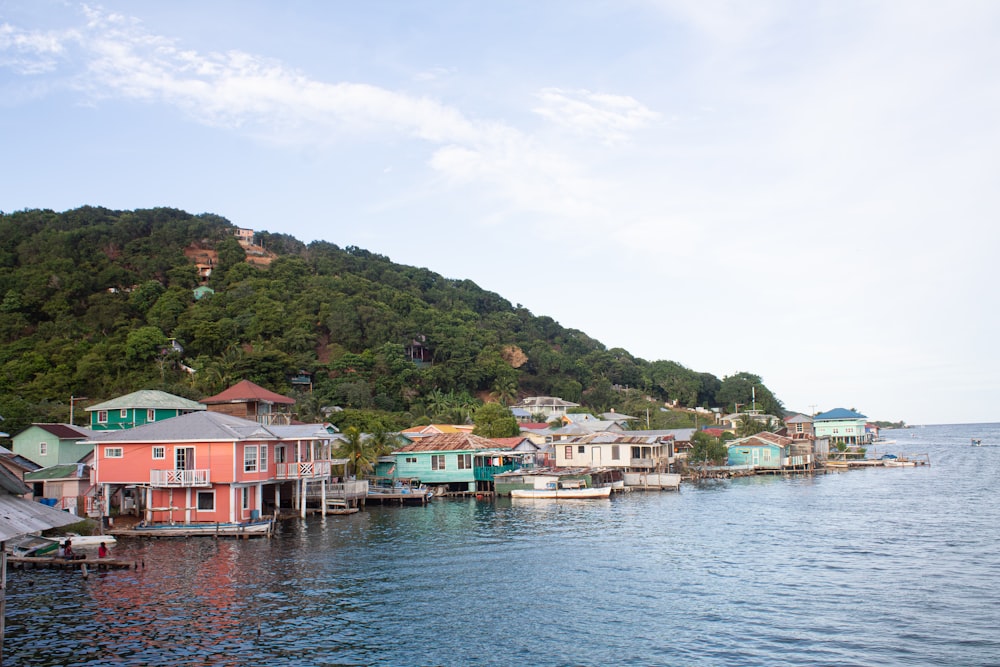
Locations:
334;426;376;479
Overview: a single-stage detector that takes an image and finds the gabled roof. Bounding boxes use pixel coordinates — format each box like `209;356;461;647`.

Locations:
269;424;339;439
727;432;794;448
200;380;295;406
561;432;669;445
27;423;98;439
25;464;88;481
631;428;695;441
813;408;867;421
784;414;813;424
488;437;532;449
514;396;580;409
601;412;637;422
86;390;206;412
85;410;279;443
394;433;504;453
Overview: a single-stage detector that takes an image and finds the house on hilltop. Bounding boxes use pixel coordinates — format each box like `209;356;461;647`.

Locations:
11;423;99;467
201;380;296;426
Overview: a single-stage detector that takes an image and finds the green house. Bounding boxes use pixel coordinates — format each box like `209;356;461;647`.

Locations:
12;424;97;467
85;389;206;431
812;408;869;445
392;432;509;493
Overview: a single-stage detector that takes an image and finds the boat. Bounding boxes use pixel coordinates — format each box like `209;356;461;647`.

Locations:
6;534;60;557
511;485;612;499
63;533;117;548
972;438;983;446
365;478;435;505
108;518;274;538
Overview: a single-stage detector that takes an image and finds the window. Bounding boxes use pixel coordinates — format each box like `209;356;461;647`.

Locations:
120;409;128;418
260;444;268;472
405;457;417;463
97;411;108;424
578;445;585;454
176;447;194;470
242;487;250;510
431;455;446;470
457;454;472;470
39;442;48;456
147;409;156;422
611;445;620;460
105;447;123;458
762;449;772;462
196;491;215;511
565;446;573;460
244;446;258;473
152;446;165;460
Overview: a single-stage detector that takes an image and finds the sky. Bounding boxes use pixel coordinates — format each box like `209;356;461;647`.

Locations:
2;1;999;425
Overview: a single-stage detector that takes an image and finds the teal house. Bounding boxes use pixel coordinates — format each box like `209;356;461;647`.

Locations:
12;423;98;467
391;433;510;493
812;408;869;445
85;389;205;431
726;432;796;469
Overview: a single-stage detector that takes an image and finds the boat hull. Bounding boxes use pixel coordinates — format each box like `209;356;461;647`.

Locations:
510;486;612;499
108;519;273;538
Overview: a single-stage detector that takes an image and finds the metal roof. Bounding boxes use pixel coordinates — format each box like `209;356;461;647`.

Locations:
0;494;80;541
394;432;504;453
85;390;206;412
84;410;279;443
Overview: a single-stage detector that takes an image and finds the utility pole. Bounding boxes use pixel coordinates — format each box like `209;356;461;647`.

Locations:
69;396;88;425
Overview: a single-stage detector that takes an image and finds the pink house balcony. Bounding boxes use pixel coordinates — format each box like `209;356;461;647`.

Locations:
150;469;211;487
274;460;332;480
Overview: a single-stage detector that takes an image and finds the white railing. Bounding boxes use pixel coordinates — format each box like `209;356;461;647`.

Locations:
274;460;332;480
782;455;812;467
150;469;211;487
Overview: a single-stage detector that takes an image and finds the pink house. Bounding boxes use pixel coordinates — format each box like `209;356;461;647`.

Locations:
90;411;339;525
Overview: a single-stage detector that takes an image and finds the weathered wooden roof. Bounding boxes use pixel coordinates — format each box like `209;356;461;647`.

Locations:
394;432;504;453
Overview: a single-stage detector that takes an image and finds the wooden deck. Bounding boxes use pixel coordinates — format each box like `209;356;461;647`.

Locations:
8;556;136;571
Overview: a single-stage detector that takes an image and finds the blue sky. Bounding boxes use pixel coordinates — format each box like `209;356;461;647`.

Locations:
3;1;999;425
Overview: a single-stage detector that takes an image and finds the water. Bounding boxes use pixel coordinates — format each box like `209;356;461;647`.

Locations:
7;423;1000;666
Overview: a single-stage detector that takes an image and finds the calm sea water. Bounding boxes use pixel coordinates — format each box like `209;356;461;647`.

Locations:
7;423;1000;666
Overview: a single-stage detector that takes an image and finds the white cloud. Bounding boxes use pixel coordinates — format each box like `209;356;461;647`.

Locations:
534;88;661;144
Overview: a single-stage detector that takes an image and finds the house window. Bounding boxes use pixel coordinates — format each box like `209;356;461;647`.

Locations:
147;409;156;422
578;445;585;454
244;446;258;473
97;411;108;424
763;449;772;462
152;446;165;460
405;457;417;463
242;487;250;510
611;445;620;460
457;454;472;469
176;447;195;470
196;491;215;511
260;445;268;472
105;447;123;458
565;446;573;460
833;428;839;434
431;455;445;470
39;442;48;456
120;409;128;418
795;423;804;433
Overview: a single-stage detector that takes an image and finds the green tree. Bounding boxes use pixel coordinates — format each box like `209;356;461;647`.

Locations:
334;426;377;479
472;402;520;438
689;430;729;465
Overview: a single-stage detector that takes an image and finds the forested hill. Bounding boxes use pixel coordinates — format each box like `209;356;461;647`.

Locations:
0;207;783;435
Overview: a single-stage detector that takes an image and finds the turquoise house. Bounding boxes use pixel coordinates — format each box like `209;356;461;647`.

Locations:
391;432;509;493
85;389;205;431
726;432;795;469
812;408;869;445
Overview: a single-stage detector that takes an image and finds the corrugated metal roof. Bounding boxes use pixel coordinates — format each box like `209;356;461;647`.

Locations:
0;495;80;541
813;408;867;421
200;380;295;405
25;464;86;481
85;410;279;443
85;390;206;412
394;432;504;453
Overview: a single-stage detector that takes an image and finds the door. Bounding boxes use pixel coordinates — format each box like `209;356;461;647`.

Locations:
176;447;195;470
592;447;602;465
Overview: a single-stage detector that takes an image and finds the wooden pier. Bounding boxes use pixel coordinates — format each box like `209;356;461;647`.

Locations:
7;556;137;572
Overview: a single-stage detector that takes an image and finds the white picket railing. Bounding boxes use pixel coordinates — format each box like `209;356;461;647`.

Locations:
274;460;332;480
150;469;211;487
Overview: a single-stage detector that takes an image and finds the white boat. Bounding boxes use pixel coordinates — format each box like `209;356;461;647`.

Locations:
511;486;612;499
109;519;274;538
63;533;117;547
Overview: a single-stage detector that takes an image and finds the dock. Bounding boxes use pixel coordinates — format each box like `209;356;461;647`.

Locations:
7;556;136;571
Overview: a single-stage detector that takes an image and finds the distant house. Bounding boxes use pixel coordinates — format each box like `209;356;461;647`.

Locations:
631;428;695;459
554;432;674;472
391;433;509;493
201;380;296;426
784;413;815;440
11;423;99;467
812;408;869;445
400;424;474;438
726;432;812;470
513;396;580;421
86;389;206;431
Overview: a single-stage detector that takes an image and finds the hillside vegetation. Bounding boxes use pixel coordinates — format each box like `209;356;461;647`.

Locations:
0;207;783;435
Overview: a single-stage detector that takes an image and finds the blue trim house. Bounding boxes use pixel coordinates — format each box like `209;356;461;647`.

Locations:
812;408;869;445
391;433;510;493
726;432;804;470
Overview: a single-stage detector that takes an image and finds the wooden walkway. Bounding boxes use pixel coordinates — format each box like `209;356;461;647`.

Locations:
8;556;137;572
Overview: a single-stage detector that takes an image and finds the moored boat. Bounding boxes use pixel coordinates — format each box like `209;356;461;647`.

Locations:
510;484;612;499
